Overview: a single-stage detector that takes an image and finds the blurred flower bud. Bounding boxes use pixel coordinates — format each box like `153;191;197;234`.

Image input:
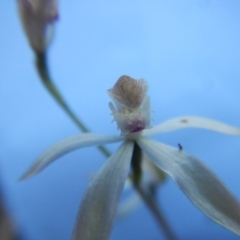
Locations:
17;0;58;52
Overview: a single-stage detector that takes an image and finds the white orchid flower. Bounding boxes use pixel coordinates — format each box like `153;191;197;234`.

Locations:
21;75;240;239
17;0;58;52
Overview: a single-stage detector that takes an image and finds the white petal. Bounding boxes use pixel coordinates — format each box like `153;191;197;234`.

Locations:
143;116;240;136
137;137;240;236
72;141;133;240
20;134;123;180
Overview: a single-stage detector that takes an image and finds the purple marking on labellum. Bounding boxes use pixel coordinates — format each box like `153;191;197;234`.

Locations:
129;121;145;133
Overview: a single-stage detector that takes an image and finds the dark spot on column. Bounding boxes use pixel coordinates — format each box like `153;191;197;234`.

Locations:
178;143;183;151
180;119;188;123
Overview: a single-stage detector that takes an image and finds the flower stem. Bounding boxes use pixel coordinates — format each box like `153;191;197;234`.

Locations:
131;142;178;240
134;184;178;240
35;51;111;158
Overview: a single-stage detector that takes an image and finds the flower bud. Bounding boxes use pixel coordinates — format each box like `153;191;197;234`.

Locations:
17;0;58;52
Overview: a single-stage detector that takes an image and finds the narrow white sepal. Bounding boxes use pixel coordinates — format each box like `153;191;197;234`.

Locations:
72;141;133;240
20;134;123;180
137;137;240;236
142;116;240;136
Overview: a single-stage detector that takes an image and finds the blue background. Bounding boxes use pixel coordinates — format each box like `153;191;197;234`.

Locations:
1;1;240;239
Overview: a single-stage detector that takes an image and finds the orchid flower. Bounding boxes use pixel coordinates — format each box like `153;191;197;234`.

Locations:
17;0;58;52
21;75;240;239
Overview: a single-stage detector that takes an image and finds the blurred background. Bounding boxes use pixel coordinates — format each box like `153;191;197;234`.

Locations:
1;1;240;239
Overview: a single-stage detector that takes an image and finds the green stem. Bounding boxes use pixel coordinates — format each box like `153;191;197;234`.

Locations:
35;52;111;157
133;183;178;240
131;142;177;240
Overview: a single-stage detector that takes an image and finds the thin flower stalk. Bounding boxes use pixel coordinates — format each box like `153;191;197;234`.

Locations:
130;142;177;240
35;51;110;157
